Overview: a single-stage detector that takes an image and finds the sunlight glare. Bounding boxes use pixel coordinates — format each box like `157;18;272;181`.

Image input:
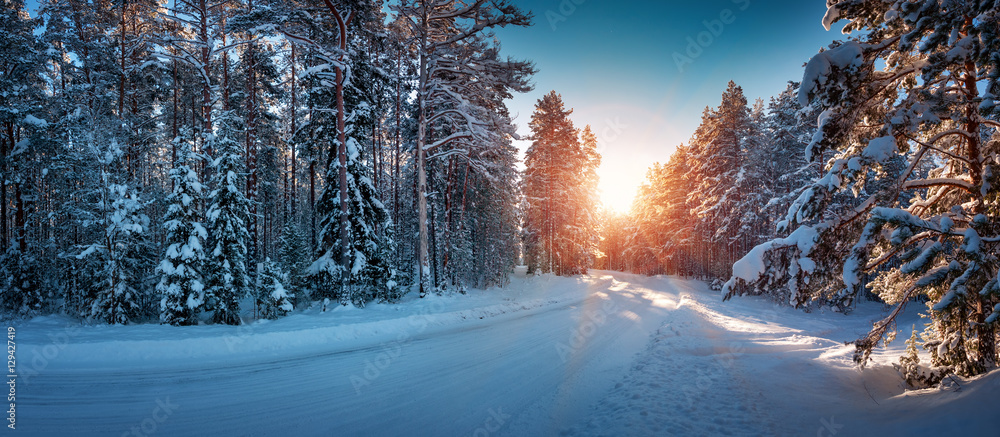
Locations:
598;169;639;213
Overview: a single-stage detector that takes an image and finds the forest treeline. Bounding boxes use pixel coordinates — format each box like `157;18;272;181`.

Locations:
602;1;1000;384
598;80;816;283
0;0;573;324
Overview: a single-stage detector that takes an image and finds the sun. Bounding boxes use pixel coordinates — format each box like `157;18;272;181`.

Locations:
598;171;639;214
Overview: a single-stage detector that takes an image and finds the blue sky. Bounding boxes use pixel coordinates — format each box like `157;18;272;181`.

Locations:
495;0;850;211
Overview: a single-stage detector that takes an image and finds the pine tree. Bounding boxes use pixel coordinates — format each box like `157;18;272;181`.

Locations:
765;82;818;210
567;126;602;273
158;0;242;190
157;143;208;326
596;210;628;271
624;145;700;276
719;99;775;276
523;91;591;275
393;0;533;297
687;81;757;279
726;0;1000;378
622;164;667;275
205;112;252;325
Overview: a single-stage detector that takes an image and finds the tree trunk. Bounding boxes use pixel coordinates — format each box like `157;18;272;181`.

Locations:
118;2;126;119
441;157;455;286
172;54;178;168
336;62;349;274
393;49;402;266
321;0;353;285
455;161;471;287
0;123;8;253
222;14;230;111
415;7;431;297
199;0;212;175
246;42;258;265
961;55;995;366
290;43;297;218
372;123;379;204
309;62;317;251
15;180;25;253
429;195;438;290
310;157;316;250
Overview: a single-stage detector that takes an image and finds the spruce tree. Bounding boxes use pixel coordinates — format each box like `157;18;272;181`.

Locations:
0;247;44;316
89;183;151;324
279;220;310;305
157;143;208;326
310;135;397;307
205;112;252;325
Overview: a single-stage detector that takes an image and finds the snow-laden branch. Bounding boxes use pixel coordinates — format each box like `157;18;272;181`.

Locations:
423;132;473;151
429;0;486;21
900;132;973;165
427;108;482;128
902;177;975;193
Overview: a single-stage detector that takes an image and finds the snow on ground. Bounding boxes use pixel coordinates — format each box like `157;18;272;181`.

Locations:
11;271;1000;436
575;273;1000;436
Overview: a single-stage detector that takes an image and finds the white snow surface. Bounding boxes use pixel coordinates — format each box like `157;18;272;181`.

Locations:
13;271;1000;436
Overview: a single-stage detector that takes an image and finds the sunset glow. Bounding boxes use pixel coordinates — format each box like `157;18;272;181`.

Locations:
598;166;641;213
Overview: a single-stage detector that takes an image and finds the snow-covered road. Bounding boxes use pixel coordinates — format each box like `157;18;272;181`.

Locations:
13;271;1000;436
16;273;677;436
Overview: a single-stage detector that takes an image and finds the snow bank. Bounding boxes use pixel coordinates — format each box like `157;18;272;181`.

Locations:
15;272;1000;435
578;276;1000;436
15;275;608;370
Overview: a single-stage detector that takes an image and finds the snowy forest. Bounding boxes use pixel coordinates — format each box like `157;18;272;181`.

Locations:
601;0;1000;384
1;0;545;321
3;0;1000;434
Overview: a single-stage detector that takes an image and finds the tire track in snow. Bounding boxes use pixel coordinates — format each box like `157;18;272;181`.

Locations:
573;287;778;436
